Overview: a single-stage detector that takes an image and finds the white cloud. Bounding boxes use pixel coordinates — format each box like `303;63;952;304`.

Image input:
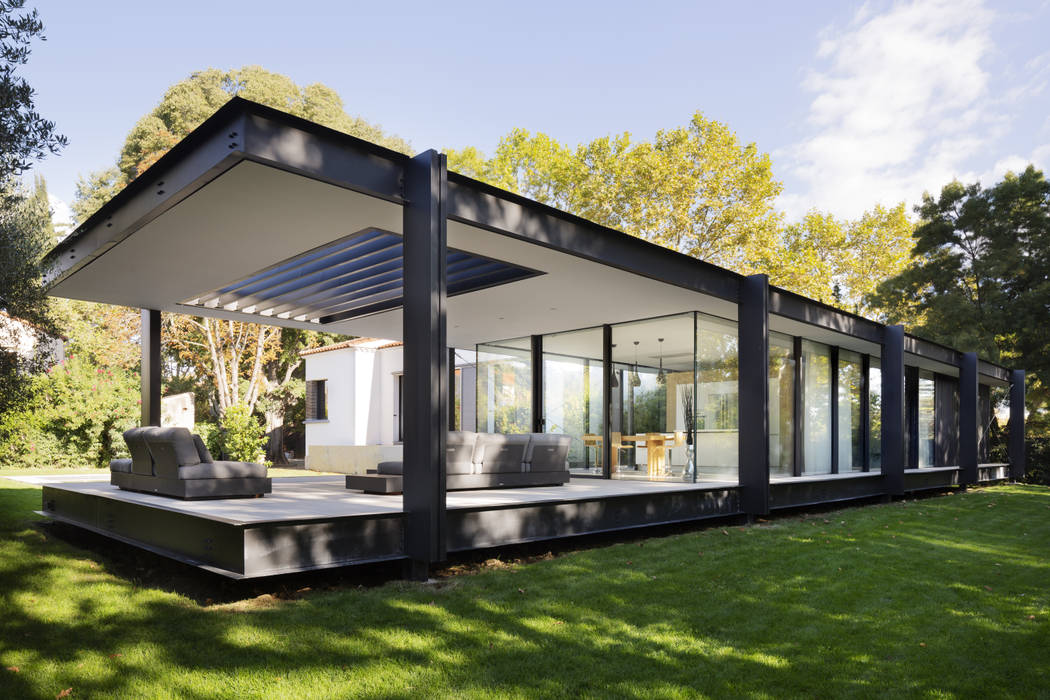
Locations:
781;0;996;219
47;194;74;239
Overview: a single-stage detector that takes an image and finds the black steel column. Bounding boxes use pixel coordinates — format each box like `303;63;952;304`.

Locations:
602;324;613;479
861;354;871;472
830;345;839;474
882;325;905;495
1009;369;1026;481
905;365;919;468
792;336;804;476
448;348;457;431
140;309;161;426
402;149;448;579
959;352;979;484
531;335;544;433
738;274;770;516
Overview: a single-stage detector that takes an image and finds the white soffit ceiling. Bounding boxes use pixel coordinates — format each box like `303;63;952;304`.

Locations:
48;160;740;347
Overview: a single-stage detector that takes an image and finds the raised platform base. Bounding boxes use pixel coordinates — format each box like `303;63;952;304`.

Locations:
39;476;739;578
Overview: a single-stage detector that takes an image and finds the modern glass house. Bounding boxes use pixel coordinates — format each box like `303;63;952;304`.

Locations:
38;98;1026;579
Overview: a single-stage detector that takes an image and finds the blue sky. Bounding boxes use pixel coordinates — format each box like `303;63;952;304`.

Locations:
21;0;1050;227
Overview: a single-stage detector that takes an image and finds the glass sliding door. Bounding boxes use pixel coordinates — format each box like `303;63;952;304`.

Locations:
610;313;696;481
542;327;604;476
769;332;795;477
696;314;739;482
801;340;832;475
869;358;882;471
476;338;532;434
838;350;864;472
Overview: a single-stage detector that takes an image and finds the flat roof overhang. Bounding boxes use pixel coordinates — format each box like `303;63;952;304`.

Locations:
44;97;1013;384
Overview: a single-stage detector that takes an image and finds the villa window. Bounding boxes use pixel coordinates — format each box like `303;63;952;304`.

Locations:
306;379;328;421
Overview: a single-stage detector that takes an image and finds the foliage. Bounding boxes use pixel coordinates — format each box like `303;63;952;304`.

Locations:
0;176;59;414
0;352;138;469
872;166;1050;435
0;0;65;181
1023;437;1050;486
192;420;222;461
765;203;914;314
1;479;1049;696
448;114;784;273
217;403;266;464
73;65;410;222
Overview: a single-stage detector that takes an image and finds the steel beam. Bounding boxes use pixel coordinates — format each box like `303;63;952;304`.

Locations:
401;150;448;578
1009;369;1026;481
140;309;161;426
882;325;905;495
738;274;770;515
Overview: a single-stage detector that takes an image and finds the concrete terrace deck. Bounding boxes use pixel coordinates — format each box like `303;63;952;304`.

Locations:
34;475;741;578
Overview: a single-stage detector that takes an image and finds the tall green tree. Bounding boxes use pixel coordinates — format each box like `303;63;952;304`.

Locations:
448;114;783;273
0;0;64;415
765;203;914;314
873;166;1050;433
73;65;411;221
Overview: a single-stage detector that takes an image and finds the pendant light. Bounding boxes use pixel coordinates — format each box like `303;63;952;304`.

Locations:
656;337;666;386
629;341;641;387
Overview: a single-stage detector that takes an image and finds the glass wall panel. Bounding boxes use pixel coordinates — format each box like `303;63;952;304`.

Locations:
769;332;795;477
476;338;532;434
869;359;882;471
838;350;864;472
696;314;739;482
542;327;604;475
802;340;832;474
918;370;935;467
611;313;697;481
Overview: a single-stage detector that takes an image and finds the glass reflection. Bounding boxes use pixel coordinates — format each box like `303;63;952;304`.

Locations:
802;340;832;474
769;333;794;477
838;350;864;472
476;338;532;434
542;327;604;475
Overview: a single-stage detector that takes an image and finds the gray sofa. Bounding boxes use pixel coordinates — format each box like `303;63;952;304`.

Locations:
346;431;572;494
110;426;271;500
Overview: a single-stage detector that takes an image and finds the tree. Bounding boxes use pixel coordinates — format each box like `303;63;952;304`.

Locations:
873;166;1050;434
0;177;58;413
0;1;65;181
765;203;914;314
447;113;783;273
0;1;64;415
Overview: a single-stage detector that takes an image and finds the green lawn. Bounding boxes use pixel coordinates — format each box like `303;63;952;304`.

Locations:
1;477;1048;699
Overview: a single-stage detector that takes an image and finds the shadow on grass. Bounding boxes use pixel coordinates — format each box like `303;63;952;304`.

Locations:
1;482;1049;697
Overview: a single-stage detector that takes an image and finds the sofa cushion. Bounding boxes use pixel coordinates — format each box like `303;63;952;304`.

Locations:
178;461;267;480
447;431;478;474
109;458;133;473
192;434;214;463
123;427;154;475
475;433;530;473
377;461;403;475
146;427;201;467
524;434;572;472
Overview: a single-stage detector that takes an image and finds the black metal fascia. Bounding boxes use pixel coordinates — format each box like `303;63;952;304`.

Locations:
768;287;884;344
445;173;742;303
